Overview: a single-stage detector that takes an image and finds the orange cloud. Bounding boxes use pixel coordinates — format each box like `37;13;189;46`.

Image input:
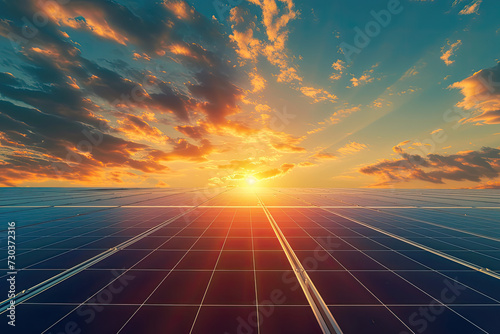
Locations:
300;86;337;103
329;105;361;124
350;74;373;87
449;62;500;124
470;180;500;189
164;0;193;20
277;67;303;83
254;163;295;180
249;71;267;92
441;40;462;66
39;1;129;45
116;113;168;143
337;142;367;155
458;0;482;15
313;152;337;160
175;125;208;140
272;143;306;152
150;139;213;162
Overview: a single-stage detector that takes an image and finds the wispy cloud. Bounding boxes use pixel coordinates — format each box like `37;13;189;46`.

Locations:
441;40;462;66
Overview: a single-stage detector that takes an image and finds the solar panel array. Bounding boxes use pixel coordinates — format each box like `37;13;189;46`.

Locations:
0;187;499;333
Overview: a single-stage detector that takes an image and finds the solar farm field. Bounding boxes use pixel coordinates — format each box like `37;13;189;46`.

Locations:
1;188;499;334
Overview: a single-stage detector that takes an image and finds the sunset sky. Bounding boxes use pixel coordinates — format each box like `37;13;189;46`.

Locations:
0;0;499;188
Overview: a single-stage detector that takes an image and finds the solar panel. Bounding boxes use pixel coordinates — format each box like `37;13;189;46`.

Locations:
0;188;499;333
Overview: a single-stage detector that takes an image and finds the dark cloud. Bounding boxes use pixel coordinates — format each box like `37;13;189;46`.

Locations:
149;138;213;162
0;0;246;185
175;125;208;140
188;70;243;124
360;146;500;186
0;99;168;186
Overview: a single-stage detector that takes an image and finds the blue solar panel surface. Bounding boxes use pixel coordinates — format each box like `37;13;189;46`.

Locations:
0;188;499;334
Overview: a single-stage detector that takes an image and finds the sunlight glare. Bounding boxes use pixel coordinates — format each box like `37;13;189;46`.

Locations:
246;176;257;186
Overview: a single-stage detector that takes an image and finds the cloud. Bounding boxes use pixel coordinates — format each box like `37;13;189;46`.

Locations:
337;142;367;155
188;71;244;124
441;40;462;66
360;146;500;187
272;143;306;152
469;181;500;189
329;105;361;124
350;74;373;87
313;152;337;160
277;67;302;83
402;66;420;79
115;113;168;143
229;1;297;69
298;161;317;167
307;105;361;134
458;0;482;15
149;139;213;162
249;71;267;92
449;62;500;124
330;59;345;81
0;0;256;186
164;0;194;20
0;100;169;186
300;86;337;103
348;65;377;88
217;159;266;170
253;163;295;180
174;125;208;140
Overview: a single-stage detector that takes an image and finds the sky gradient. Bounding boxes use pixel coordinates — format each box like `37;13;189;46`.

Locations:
0;0;499;188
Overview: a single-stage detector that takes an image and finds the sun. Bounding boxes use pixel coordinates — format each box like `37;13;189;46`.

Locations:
246;176;257;186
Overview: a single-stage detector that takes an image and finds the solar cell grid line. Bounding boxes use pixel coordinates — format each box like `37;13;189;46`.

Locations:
374;208;500;242
306;189;484;208
0;189;153;207
187;209;238;333
36;207;220;334
0;206;119;235
0;189;229;314
249;207;261;334
0;212;128;270
387;208;500;228
329;209;500;272
275;189;500;279
268;207;418;334
323;209;500;281
257;196;344;334
89;188;209;207
352;194;500;214
291;208;500;303
270;190;500;328
113;207;232;334
0;208;184;280
277;208;497;334
325;209;499;250
1;208;136;250
358;190;500;206
375;190;500;207
54;188;202;207
0;191;115;206
0;189;225;252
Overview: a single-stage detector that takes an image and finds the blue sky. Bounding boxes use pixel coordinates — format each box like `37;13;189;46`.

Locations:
0;0;499;188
